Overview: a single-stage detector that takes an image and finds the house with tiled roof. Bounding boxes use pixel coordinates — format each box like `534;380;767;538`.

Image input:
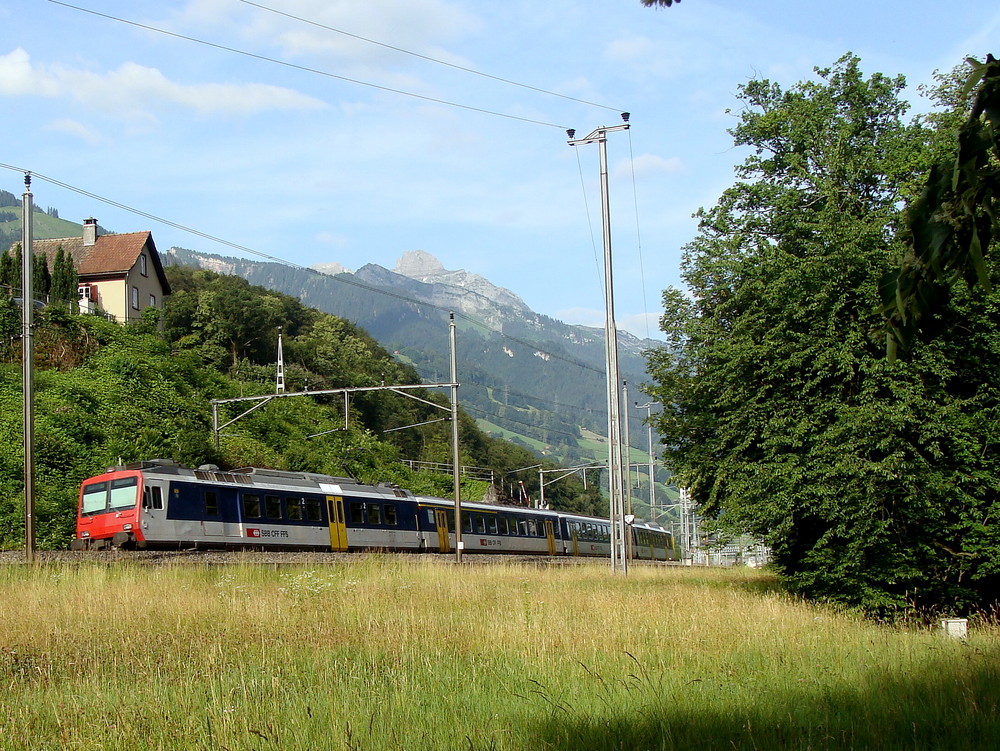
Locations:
30;218;170;322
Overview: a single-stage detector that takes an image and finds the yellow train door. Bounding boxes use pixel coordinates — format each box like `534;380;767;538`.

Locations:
434;509;451;553
327;496;348;551
545;519;557;556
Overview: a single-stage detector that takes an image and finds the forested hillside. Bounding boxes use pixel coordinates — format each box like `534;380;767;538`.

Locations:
0;265;605;549
162;247;659;468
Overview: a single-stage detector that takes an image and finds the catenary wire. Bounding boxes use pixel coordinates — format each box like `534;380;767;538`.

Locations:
236;0;623;114
47;0;570;130
0;162;606;377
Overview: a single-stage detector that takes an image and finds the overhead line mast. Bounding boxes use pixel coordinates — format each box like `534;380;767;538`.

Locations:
568;113;631;575
22;172;36;563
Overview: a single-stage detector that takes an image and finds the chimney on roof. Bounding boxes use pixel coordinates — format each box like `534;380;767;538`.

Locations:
83;218;98;246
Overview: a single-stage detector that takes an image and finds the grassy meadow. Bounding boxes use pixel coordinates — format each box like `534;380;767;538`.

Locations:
0;558;998;750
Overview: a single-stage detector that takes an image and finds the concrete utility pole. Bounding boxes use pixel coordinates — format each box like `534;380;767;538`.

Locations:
22;173;35;563
449;313;463;564
568;113;631;574
636;401;656;521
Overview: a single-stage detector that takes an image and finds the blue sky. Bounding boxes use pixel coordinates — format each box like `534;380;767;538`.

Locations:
2;0;998;339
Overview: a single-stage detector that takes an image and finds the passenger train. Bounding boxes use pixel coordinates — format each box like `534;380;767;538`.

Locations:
72;459;678;561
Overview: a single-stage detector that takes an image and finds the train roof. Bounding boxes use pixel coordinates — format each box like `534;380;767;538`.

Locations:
107;460;410;498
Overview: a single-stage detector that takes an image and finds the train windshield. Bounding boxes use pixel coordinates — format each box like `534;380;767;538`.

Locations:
81;477;139;516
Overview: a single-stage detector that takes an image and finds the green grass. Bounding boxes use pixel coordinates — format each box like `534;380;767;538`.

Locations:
1;560;997;750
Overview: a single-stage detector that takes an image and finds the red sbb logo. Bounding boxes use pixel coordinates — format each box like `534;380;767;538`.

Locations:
246;528;289;539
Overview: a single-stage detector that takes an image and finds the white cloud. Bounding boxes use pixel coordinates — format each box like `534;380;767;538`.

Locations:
0;48;60;96
44;119;104;146
0;47;326;117
174;0;481;71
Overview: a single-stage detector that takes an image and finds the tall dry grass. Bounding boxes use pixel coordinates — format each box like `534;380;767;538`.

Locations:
0;559;997;750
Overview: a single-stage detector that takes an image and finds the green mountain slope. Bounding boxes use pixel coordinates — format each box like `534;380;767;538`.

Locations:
0;190;90;251
162;248;663;470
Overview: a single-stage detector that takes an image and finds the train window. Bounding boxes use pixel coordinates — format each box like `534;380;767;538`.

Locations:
149;487;164;510
350;502;365;524
527;520;537;537
518;520;528;536
81;482;107;515
287;500;303;521
265;495;282;520
367;504;382;525
109;477;138;511
204;491;219;516
463;515;473;533
305;499;322;522
497;517;508;535
384;504;398;526
447;512;455;532
488;517;498;535
242;494;261;519
474;516;486;534
426;509;436;526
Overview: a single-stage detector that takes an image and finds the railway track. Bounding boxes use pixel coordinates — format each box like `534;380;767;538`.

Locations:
0;549;653;567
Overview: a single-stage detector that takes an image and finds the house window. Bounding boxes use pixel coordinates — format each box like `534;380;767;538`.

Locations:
131;286;139;310
78;285;92;300
139;254;147;276
149;294;156;308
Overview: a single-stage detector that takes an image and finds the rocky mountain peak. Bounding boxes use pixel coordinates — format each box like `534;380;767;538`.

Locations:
391;250;530;312
394;250;444;277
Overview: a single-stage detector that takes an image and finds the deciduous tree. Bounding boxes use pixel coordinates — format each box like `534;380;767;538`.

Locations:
880;55;1000;357
647;54;1000;615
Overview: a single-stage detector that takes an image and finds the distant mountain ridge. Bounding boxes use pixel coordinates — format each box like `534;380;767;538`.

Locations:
163;246;662;466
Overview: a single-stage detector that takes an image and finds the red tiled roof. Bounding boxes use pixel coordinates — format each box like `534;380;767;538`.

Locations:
30;231;152;276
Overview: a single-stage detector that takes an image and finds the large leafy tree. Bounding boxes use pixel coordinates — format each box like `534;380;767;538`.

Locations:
647;54;1000;615
881;55;1000;356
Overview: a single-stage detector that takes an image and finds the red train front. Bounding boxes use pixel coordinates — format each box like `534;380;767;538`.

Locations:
72;469;145;549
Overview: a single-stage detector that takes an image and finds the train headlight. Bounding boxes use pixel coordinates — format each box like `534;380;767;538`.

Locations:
81;531;90;538
123;523;133;531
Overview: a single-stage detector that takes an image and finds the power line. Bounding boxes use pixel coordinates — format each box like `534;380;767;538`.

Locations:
47;0;570;130
0;163;605;376
236;0;623;114
4;163;657;452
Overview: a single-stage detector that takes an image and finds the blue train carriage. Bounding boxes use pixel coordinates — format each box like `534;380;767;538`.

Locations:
74;460;425;551
414;496;567;555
